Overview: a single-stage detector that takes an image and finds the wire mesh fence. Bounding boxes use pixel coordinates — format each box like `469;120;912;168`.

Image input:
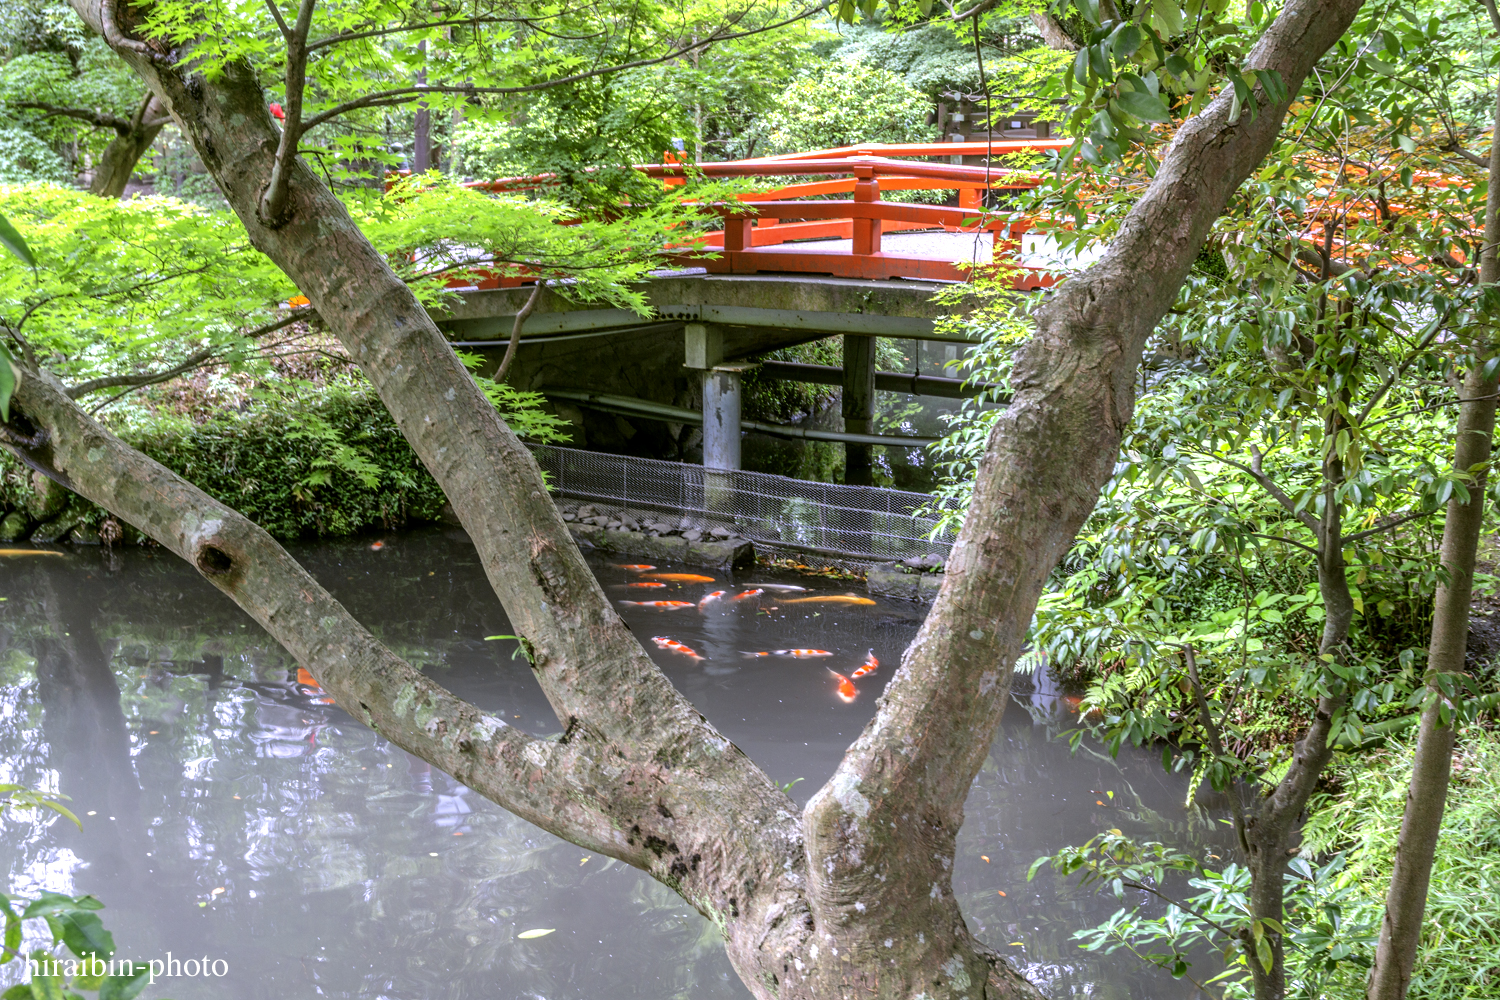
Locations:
529;445;958;562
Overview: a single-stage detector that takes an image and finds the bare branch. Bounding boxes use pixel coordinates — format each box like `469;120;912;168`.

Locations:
259;0;318;226
1343;506;1439;544
11;101;133;135
65;347;219;399
493;278;545;383
1209;446;1321;532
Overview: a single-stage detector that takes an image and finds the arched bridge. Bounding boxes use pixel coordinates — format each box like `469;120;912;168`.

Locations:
434;141;1057;482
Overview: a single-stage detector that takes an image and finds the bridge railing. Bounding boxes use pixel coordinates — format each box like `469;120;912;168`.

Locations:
456;139;1068;286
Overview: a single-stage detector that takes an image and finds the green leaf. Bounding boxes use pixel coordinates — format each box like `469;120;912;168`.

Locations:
27;953;64;1000
97;966;150;1000
0;211;35;269
55;911;113;962
1151;0;1184;36
0;341;17;425
1116;90;1171;122
1;985;33;999
917;0;932;13
1112;24;1142;60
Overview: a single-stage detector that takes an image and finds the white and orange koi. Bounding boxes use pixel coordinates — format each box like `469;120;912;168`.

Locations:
850;649;879;679
732;589;765;602
830;671;858;703
743;583;807;591
740;648;833;658
612;564;657;572
651;636;704;661
698;590;727;610
619;600;696;610
613;581;667;589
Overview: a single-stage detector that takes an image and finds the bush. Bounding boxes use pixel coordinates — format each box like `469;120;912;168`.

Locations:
0;381;567;542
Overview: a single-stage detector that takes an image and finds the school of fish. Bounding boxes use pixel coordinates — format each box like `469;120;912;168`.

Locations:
605;566;889;703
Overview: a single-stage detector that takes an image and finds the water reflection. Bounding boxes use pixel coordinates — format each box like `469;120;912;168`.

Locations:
1;531;1220;998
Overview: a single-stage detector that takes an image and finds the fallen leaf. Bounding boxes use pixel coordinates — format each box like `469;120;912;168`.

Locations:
517;928;556;940
1008;941;1023;946
980;855;990;862
1096;800;1104;805
579;857;590;866
211;887;225;896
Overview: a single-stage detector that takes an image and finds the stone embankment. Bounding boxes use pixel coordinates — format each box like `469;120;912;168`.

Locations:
557;502;754;572
866;554;946;603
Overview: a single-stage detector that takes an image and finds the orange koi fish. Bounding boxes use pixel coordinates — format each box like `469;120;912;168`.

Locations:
613;564;657;572
651;636;704;661
0;549;64;558
643;573;717;583
297;668;321;688
830;671;858;703
619;600;696;610
732;589;764;602
698;590;726;610
851;649;879;679
740;648;833;658
778;595;877;606
369;540;386;551
613;581;667;589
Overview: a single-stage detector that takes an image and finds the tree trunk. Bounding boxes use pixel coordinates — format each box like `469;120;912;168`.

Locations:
1365;74;1500;1000
87;94;168;198
50;0;1366;995
1029;13;1079;51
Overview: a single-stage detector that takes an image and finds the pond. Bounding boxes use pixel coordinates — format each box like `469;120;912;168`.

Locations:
0;530;1226;999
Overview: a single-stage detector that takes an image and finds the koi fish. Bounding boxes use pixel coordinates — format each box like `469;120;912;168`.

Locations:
778;595;877;606
369;540;386;551
732;589;764;602
830;671;858;703
619;600;696;610
851;649;879;679
643;573;717;583
740;648;833;658
744;583;807;591
613;581;667;589
613;564;657;572
651;636;704;661
297;668;321;688
698;590;727;610
0;549;64;558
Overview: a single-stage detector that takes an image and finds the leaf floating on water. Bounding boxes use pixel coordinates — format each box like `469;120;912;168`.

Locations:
517;928;556;940
579;857;590;866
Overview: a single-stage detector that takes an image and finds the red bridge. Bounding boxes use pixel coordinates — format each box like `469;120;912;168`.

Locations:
467;139;1068;286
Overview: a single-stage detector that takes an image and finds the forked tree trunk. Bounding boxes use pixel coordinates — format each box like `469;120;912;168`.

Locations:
88;94;168;198
30;1;1365;995
1366;74;1500;1000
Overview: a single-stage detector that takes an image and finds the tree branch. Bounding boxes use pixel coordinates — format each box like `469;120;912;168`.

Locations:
11;101;133;135
804;0;1366;951
64;348;220;399
299;2;829;131
259;0;317;226
1343;506;1438;544
1214;446;1321;532
493;278;545;384
6;370;654;861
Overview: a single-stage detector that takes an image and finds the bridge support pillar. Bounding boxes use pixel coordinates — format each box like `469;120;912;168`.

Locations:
842;334;876;486
686;322;742;470
702;368;743;471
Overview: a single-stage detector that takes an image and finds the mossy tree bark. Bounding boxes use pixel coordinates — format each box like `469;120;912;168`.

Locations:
14;1;1365;995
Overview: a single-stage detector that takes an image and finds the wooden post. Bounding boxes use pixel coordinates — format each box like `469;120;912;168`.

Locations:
842;334;876;486
852;165;881;256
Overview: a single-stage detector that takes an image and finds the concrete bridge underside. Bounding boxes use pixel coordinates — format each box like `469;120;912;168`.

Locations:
435;273;979;481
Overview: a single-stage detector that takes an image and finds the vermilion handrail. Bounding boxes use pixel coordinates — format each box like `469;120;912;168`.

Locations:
452;142;1061;288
